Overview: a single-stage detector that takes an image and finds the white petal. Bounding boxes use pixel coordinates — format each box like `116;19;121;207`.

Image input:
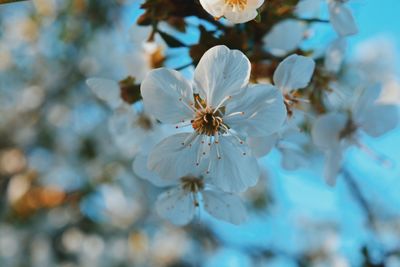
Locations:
247;0;264;8
202;189;247;225
295;0;321;17
141;68;194;124
224;8;258;24
133;154;177;187
324;38;347;73
279;129;310;170
281;148;308;170
156;187;195;225
273;54;316;93
263;19;306;56
209;137;260;193
360;105;399;137
194;45;250;107
329;1;358;36
352;85;381;119
324;147;343;186
225;84;287;137
87;78;122;109
148;133;202;180
248;133;279;158
199;0;225;18
108;105;142;157
311;112;347;149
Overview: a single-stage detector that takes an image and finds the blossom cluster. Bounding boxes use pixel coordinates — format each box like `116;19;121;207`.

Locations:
0;0;400;266
85;0;400;227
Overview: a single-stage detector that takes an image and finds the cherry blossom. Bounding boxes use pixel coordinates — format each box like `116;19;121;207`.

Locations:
312;85;399;185
87;78;163;158
141;45;287;192
199;0;264;24
133;155;247;225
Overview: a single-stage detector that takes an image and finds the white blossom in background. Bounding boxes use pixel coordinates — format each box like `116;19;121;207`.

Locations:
248;115;313;170
295;0;321;17
246;54;315;166
86;78;163;158
328;0;358;37
141;45;287;193
273;54;316;100
263;19;307;56
312;85;399;185
133;155;247;225
83;25;163;81
296;0;357;37
354;37;397;84
269;54;315;120
199;0;264;24
324;37;347;73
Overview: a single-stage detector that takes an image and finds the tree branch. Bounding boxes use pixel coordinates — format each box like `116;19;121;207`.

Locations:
342;168;377;229
0;0;28;4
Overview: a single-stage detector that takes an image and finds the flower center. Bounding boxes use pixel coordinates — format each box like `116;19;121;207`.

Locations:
181;176;204;193
137;113;153;131
191;108;224;136
339;118;357;139
225;0;247;10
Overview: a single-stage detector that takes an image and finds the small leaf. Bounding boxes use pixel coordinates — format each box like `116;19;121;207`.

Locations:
157;30;186;48
254;10;261;23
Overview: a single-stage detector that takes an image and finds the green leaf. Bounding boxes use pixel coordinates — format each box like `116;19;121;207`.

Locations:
254;10;262;23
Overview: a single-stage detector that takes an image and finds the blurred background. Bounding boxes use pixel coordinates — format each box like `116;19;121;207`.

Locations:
0;0;400;266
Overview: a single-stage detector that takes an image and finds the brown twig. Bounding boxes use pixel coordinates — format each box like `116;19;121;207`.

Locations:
342;168;377;229
0;0;28;4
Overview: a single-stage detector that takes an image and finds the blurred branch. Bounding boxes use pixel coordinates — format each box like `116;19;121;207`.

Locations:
295;17;330;23
342;168;377;229
0;0;28;4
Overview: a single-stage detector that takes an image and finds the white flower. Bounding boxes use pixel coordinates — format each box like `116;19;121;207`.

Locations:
199;0;264;24
263;19;307;56
141;45;287;192
83;25;164;81
273;54;315;115
248;117;312;170
328;0;358;36
87;78;163;157
296;0;357;37
324;37;347;73
273;54;316;95
241;54;314;163
312;85;399;185
133;155;247;225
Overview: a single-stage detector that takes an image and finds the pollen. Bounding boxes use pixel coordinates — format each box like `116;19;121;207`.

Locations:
181;176;204;193
191;108;224;136
225;0;247;10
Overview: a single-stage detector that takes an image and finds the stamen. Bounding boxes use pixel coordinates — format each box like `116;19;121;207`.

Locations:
214;133;222;159
206;159;213;174
225;0;247;10
182;132;198;147
355;140;393;168
179;97;196;112
295;97;310;103
225;136;247;156
195;97;205;111
214;132;220;144
231;133;245;145
175;120;192;129
220;123;230;134
213;95;232;113
225;111;245;118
